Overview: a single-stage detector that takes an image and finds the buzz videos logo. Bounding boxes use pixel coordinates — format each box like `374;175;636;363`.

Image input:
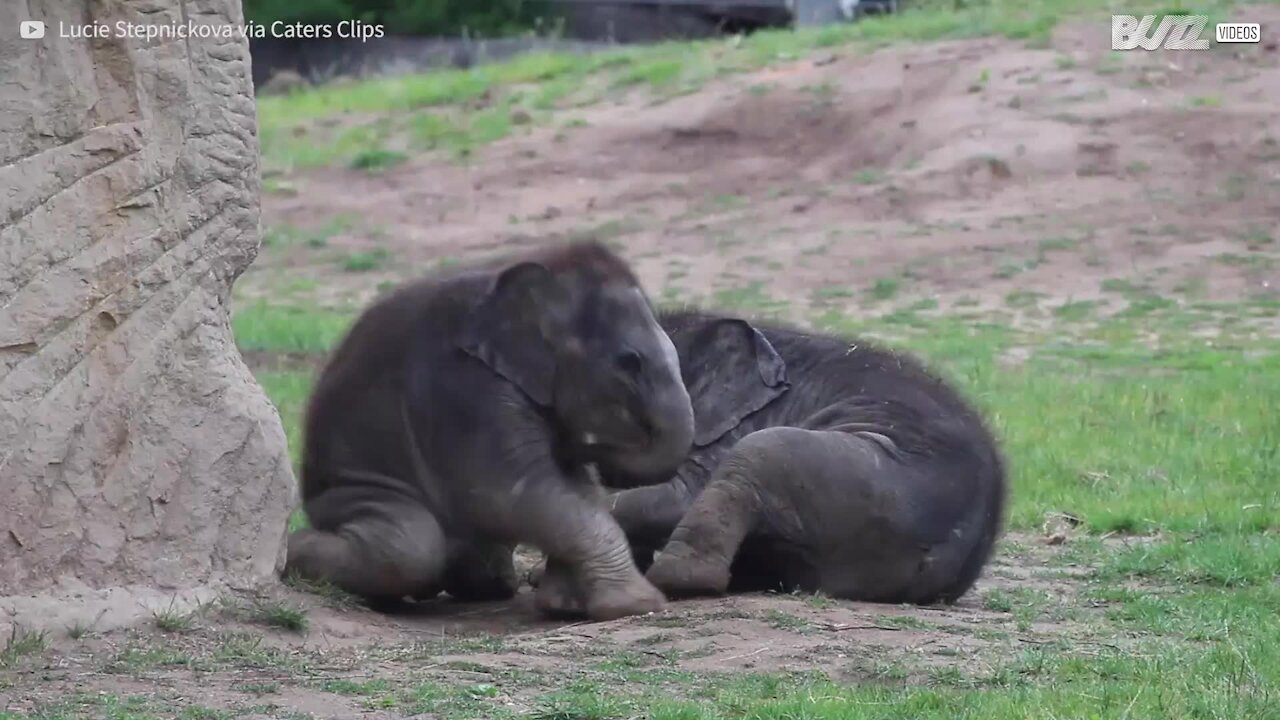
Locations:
20;20;46;39
1112;14;1262;50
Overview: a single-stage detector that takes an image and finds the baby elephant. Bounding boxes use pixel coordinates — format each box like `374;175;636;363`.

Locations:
541;308;1007;608
283;241;696;622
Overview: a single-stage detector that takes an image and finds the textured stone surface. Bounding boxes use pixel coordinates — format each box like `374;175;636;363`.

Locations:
0;0;296;636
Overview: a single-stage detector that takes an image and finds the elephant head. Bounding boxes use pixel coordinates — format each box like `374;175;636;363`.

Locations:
676;317;790;447
593;313;791;491
459;242;695;487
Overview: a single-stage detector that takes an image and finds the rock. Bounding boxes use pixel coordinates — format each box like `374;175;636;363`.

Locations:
0;0;296;638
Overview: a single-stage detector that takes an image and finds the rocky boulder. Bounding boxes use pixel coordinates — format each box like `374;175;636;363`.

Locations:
0;0;296;637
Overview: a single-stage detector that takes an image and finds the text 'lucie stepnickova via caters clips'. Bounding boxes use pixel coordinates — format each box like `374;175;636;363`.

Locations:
18;18;385;43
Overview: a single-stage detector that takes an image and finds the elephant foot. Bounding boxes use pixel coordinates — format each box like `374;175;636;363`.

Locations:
534;571;587;618
281;528;326;582
583;576;667;622
646;544;730;598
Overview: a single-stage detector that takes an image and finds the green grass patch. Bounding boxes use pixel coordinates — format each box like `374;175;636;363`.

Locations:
250;601;309;634
231;301;354;355
350;147;409;172
262;215;359;250
869;276;902;300
0;626;47;669
342;247;393;272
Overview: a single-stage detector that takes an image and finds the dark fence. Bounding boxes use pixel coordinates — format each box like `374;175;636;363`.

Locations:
247;0;897;88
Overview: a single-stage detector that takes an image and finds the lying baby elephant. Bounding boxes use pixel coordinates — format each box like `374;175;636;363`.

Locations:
536;308;1007;610
283;241;697;622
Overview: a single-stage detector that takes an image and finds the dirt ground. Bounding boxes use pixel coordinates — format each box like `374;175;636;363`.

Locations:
6;534;1131;718
6;10;1279;718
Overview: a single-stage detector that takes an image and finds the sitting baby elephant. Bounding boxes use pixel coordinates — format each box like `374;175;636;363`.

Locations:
538;308;1007;609
283;241;697;622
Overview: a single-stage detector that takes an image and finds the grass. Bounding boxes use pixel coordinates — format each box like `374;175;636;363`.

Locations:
262;214;359;250
248;601;309;633
152;605;196;633
341;247;392;272
1;626;47;669
350;147;409;172
230;300;354;355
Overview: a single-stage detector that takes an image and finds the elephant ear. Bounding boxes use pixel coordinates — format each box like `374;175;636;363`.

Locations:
459;261;572;407
683;318;789;447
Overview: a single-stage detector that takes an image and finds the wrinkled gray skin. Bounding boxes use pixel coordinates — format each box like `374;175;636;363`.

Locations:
534;308;1006;612
283;242;695;621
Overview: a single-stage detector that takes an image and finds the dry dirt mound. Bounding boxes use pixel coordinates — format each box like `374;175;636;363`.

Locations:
249;12;1280;324
609;82;910;179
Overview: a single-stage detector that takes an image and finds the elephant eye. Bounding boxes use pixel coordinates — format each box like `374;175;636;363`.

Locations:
615;349;643;376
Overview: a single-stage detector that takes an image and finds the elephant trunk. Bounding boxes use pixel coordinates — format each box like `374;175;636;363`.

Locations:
607;335;695;487
636;379;697;483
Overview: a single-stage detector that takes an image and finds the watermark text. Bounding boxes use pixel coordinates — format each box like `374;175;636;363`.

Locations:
1112;14;1262;50
35;19;384;43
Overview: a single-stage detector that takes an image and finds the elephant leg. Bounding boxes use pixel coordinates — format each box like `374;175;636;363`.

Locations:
441;541;519;602
518;484;666;622
646;427;849;598
647;426;939;601
603;478;701;576
528;549;653;584
284;498;447;609
643;478;760;598
608;481;695;552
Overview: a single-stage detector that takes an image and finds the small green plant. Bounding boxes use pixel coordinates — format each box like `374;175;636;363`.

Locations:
804;592;833;609
153;604;197;633
342;248;392;272
1053;300;1097;321
350;148;408;172
252;601;309;634
869;276;901;300
983;589;1015;613
1005;290;1041;308
812;286;855;304
763;609;810;632
1238;226;1273;250
969;67;991;91
1100;278;1138;294
1;626;47;668
854;168;885;185
1038;235;1079;252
